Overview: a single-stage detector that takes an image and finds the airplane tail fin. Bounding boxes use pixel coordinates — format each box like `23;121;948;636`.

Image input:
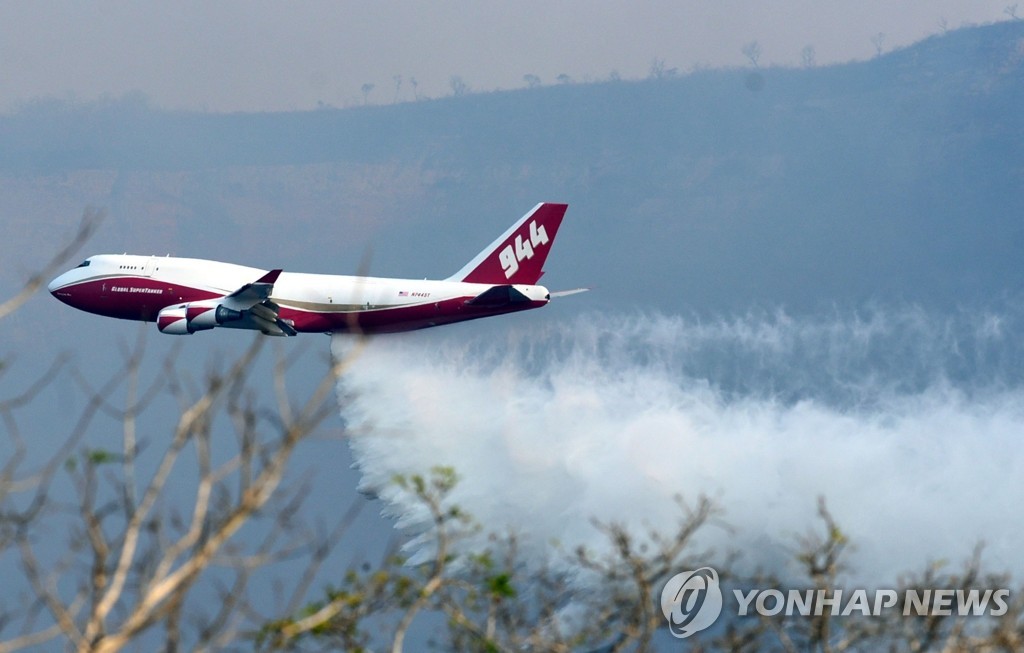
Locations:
448;202;568;285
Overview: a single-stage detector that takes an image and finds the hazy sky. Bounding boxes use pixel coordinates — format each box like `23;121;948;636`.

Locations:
0;1;1014;112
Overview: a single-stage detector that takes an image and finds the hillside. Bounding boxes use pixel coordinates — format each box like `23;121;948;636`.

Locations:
2;20;1023;315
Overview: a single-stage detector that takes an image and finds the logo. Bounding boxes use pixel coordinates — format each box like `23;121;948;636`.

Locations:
498;220;549;279
661;567;723;638
662;569;1009;635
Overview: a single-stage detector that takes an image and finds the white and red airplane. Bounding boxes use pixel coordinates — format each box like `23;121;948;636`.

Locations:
49;202;583;336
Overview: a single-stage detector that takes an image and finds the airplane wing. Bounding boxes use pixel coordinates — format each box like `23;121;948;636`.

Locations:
244;300;297;336
223;269;282;306
221;270;297;336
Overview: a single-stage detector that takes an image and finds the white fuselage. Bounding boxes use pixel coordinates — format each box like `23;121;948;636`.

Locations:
49;254;551;334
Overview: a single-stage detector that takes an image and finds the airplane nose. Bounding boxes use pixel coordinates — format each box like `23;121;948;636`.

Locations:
48;271;73;297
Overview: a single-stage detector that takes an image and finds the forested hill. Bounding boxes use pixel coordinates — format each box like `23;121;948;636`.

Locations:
3;20;1023;314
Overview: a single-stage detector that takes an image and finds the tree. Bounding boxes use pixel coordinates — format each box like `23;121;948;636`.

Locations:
648;59;678;80
713;499;1024;652
0;338;360;653
449;76;468;97
262;479;1024;652
361;83;375;105
801;44;816;68
522;74;541;89
871;32;886;57
392;75;403;103
260;467;720;652
0;216;366;652
742;41;762;67
6;213;1024;652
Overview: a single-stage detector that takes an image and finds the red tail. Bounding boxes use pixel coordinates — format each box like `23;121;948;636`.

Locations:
449;203;568;285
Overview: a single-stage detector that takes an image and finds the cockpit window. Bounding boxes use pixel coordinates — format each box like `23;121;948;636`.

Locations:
76;260;91;268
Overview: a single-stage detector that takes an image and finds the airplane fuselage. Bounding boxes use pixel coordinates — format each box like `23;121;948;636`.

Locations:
49;202;573;337
49;254;550;334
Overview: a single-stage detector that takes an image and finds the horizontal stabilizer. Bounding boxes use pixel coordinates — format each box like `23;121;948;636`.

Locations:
465;285;530;308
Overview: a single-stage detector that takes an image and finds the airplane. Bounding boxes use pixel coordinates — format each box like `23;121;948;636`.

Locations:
48;202;585;336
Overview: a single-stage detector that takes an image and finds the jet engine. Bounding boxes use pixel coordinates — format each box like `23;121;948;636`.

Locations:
156;302;243;335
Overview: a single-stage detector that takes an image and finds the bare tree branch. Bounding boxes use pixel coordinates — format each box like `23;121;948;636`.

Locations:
0;208;102;322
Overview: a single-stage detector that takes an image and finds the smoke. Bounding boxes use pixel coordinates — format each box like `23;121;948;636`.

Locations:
334;308;1024;585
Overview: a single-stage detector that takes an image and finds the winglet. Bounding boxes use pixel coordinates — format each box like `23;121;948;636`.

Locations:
449;203;567;285
226;269;283;303
257;269;282;284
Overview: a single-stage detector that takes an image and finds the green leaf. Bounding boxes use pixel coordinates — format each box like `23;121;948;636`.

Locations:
487;573;517;599
87;449;118;465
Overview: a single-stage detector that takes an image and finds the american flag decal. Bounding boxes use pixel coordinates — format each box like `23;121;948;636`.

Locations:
398;291;408;296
